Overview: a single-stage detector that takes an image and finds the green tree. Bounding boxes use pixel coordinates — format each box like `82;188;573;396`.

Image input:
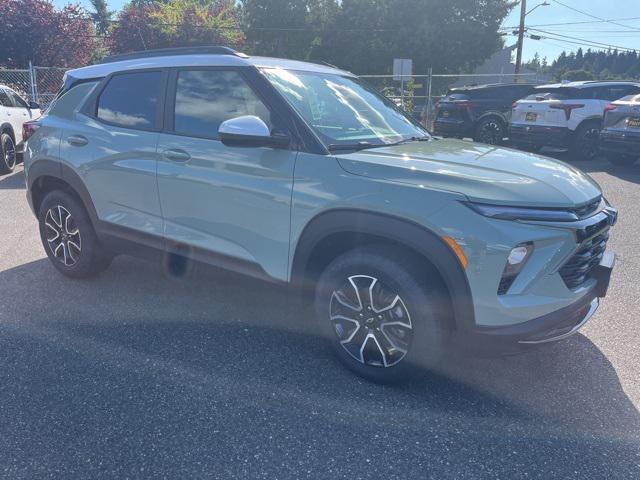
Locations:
110;0;244;54
240;0;339;59
314;0;515;75
89;0;113;35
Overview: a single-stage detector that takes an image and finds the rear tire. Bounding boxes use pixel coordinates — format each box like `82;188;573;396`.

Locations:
38;190;112;278
314;246;451;383
571;121;601;160
0;132;16;174
473;117;505;145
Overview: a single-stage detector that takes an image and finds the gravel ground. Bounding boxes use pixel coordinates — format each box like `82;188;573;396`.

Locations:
0;156;638;479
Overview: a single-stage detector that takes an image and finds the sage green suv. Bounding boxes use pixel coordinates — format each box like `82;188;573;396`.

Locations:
24;47;617;382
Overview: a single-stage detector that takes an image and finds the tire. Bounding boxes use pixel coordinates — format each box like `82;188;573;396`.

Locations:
0;132;17;174
606;153;637;167
314;246;451;383
570;121;601;160
38;190;112;278
473;117;505;145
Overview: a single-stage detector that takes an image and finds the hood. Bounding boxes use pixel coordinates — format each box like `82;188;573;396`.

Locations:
335;139;601;207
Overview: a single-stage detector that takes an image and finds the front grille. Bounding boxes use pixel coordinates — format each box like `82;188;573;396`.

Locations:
559;227;609;289
571;197;601;219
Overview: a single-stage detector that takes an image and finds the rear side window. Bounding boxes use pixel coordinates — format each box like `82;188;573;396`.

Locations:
0;90;11;107
6;90;28;108
97;71;162;129
173;69;272;139
48;81;98;119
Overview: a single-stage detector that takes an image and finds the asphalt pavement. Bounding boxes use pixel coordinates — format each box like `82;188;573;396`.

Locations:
0;154;638;479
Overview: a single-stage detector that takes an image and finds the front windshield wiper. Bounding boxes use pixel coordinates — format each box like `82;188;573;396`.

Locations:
328;136;431;152
327;141;379;152
387;136;432;146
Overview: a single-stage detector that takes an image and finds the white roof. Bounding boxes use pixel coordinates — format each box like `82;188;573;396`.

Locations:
65;53;353;86
535;80;640;89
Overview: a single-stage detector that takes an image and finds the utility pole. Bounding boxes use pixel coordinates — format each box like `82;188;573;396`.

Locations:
514;0;526;77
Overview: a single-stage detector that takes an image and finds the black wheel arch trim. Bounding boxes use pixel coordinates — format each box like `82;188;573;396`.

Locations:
290;208;476;331
475;111;508;126
0;122;15;139
27;159;99;225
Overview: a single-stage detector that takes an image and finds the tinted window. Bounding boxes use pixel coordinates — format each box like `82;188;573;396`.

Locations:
6;90;28;108
97;71;162;129
0;90;11;107
604;86;638;101
174;70;271;139
49;82;98;119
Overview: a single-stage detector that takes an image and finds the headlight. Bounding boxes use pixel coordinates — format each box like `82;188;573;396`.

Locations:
464;202;579;222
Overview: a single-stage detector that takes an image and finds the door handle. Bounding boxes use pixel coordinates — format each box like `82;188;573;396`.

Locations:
163;149;191;162
67;135;88;146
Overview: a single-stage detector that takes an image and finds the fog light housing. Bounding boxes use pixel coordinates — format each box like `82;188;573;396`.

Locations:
498;243;534;295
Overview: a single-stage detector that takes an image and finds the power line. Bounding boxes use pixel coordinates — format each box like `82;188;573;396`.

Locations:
500;15;640;30
529;28;639;52
549;0;640;32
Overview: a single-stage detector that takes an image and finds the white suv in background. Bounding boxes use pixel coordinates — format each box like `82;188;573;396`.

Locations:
0;85;41;174
510;81;640;159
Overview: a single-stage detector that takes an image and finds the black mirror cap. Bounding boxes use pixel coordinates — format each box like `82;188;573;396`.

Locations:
28;101;40;110
219;132;290;149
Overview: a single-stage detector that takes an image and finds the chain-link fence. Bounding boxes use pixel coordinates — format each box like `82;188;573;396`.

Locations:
0;64;65;108
360;72;541;129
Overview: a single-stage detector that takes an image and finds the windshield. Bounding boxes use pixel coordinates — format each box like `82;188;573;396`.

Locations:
262;68;429;148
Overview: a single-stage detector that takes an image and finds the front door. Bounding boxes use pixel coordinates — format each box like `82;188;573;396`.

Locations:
156;68;297;281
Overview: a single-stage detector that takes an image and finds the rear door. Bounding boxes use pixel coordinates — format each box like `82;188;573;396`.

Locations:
0;89;12;132
4;88;33;143
60;70;166;242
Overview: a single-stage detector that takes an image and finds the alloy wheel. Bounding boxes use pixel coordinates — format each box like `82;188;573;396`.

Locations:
2;135;16;170
44;205;82;266
329;275;413;367
478;121;502;145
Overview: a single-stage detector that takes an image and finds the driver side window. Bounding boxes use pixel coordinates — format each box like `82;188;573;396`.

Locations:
173;69;272;140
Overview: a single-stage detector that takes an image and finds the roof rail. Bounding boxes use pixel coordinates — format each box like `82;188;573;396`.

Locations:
101;46;249;64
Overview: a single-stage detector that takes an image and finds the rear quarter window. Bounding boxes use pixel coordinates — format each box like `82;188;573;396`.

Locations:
47;82;98;119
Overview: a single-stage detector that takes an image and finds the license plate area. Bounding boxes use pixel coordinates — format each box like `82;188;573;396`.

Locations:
628;117;640;128
525;112;537;122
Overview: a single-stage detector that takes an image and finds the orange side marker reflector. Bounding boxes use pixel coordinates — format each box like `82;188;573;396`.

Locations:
442;236;468;269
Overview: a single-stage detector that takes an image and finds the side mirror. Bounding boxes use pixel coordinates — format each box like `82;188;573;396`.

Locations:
28;101;40;110
218;115;289;148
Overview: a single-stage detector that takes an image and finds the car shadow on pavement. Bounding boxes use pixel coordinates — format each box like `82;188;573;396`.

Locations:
0;167;26;190
0;256;638;478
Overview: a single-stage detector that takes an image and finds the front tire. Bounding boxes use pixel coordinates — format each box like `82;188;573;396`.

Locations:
314;247;450;383
0;132;16;174
38;190;112;278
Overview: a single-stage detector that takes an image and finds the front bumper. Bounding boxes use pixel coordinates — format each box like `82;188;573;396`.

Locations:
509;123;570;148
600;129;640;156
433;119;472;138
458;250;615;355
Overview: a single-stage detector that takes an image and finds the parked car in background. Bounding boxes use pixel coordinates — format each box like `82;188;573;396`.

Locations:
24;47;617;383
0;85;40;174
510;81;640;159
600;94;640;167
433;83;536;145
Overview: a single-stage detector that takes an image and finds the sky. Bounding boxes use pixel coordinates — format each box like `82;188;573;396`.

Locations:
52;0;640;63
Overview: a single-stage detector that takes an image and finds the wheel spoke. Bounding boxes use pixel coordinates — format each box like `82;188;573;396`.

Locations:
329;274;413;368
44;205;82;267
